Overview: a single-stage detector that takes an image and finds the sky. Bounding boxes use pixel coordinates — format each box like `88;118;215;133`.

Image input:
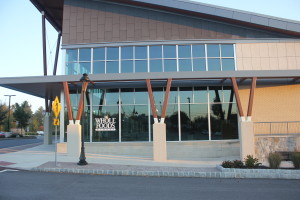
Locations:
0;0;299;112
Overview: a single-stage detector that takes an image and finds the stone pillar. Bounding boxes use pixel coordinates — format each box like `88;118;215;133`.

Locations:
239;118;255;160
67;120;81;157
43;113;52;145
153;123;167;161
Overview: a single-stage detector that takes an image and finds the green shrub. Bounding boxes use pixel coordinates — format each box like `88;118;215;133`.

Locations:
244;155;261;168
233;160;244;168
291;152;300;169
221;160;234;168
268;152;282;169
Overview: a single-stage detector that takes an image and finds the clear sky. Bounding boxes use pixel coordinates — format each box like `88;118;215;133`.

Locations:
0;0;299;112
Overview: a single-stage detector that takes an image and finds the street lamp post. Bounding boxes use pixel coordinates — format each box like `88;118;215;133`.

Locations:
4;95;16;132
78;73;90;165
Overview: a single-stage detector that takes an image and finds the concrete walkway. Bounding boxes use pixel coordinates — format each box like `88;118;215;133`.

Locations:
0;144;300;179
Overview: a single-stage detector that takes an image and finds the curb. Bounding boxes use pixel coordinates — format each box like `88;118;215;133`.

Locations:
32;166;300;179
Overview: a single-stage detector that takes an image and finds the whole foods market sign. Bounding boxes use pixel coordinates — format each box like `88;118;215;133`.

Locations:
95;116;116;131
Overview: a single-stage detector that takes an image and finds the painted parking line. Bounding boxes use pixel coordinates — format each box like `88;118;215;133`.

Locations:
0;169;19;173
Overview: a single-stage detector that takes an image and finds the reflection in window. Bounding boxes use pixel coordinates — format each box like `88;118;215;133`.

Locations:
106;61;119;73
107;47;119;60
79;48;91;61
135;88;148;104
163;45;176;58
121;60;133;73
208;58;220;71
93;48;105;60
207;44;220;57
209;86;222;103
121;46;133;59
120;88;134;104
66;49;78;62
93;61;105;74
92;89;105;106
79;62;91;74
194;87;207;103
179;87;192;103
164;59;177;72
221;44;234;57
193;58;206;71
105;89;119;105
179;59;192;71
165;105;179;141
150;46;162;59
135;60;147;73
150;59;162;72
135;46;147;59
222;58;235;71
66;63;78;75
192;45;205;57
178;45;191;58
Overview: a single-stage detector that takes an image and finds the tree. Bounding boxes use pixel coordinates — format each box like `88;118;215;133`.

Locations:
0;103;8;131
13;101;32;134
30;106;44;132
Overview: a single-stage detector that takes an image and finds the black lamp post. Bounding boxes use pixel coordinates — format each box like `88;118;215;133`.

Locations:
4;95;16;132
78;73;90;165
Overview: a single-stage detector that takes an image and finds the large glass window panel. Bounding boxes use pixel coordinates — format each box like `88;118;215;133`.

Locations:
121;105;149;141
82;108;91;142
164;59;177;72
221;44;234;57
92;89;105;106
107;47;119;60
223;86;236;103
193;58;206;71
92;106;119;142
79;48;91;61
178;45;191;58
194;87;208;103
181;104;209;141
168;87;178;104
93;48;105;60
79;62;91;74
106;61;119;73
105;89;119;105
207;44;220;57
163;45;176;58
66;49;78;62
222;58;235;71
165;105;179;141
70;92;80;107
93;61;105;74
121;60;133;73
210;103;238;140
121;46;133;60
135;60;148;73
150;46;162;59
179;87;193;103
66;62;78;75
150;59;162;72
153;87;164;110
209;86;222;103
135;88;148;104
120;88;134;104
192;45;205;57
135;46;147;59
179;59;192;71
208;58;221;71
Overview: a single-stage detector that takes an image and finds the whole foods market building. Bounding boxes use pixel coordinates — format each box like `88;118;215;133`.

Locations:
2;0;300;161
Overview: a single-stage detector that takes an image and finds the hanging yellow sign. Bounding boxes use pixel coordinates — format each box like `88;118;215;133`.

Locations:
52;96;61;118
53;118;60;126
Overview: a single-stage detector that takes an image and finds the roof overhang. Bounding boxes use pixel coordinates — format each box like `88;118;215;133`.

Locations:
1;70;300;100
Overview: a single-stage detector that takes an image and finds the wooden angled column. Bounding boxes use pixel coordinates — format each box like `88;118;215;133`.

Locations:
231;77;244;120
246;77;257;121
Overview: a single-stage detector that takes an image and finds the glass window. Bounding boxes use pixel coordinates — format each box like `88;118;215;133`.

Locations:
163;45;176;58
105;89;119;105
66;62;78;75
223;86;236;103
208;58;221;71
93;61;105;74
92;89;105;106
192;45;205;57
181;104;209;141
121;60;133;73
153;88;164;108
193;58;206;71
194;87;208;103
221;44;234;57
165;105;179;141
121;46;133;60
135;60;148;73
150;59;162;72
135;88;148;104
222;58;235;71
209;86;222;103
107;47;119;60
121;105;149;141
135;46;147;59
207;44;220;57
106;61;119;73
120;88;134;104
168;87;178;104
179;87;192;103
79;48;91;61
93;48;105;60
66;49;78;62
178;45;191;58
179;59;192;71
150;46;162;59
79;62;91;74
164;59;177;72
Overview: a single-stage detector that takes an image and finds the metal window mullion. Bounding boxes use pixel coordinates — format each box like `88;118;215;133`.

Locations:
133;46;135;73
119;47;121;73
233;44;237;71
90;91;93;142
104;47;107;74
178;87;181;141
207;86;211;141
77;49;80;74
190;44;193;71
162;45;164;72
91;48;93;74
219;44;223;71
119;88;121;142
205;44;208;71
176;45;179;72
147;46;150;72
148;98;151;142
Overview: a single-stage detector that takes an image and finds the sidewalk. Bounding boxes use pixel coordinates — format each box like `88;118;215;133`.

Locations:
0;144;300;179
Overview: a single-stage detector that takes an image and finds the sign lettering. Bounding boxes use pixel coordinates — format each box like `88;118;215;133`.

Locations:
95;116;116;131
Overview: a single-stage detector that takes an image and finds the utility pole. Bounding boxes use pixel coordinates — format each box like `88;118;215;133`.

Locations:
4;95;16;132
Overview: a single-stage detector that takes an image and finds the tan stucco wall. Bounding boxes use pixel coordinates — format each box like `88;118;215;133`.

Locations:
239;84;300;122
236;42;300;70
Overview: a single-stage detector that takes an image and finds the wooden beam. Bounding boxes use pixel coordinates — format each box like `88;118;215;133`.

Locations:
231;77;244;117
247;77;257;117
63;82;73;121
146;79;158;119
161;79;172;119
76;81;89;121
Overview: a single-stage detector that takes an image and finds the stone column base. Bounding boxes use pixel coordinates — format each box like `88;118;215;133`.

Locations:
67;121;81;157
153;123;167;161
239;120;255;160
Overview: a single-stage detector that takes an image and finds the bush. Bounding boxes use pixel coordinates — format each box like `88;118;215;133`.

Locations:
268;152;282;169
291;152;300;169
244;155;261;168
233;160;244;168
221;160;234;168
